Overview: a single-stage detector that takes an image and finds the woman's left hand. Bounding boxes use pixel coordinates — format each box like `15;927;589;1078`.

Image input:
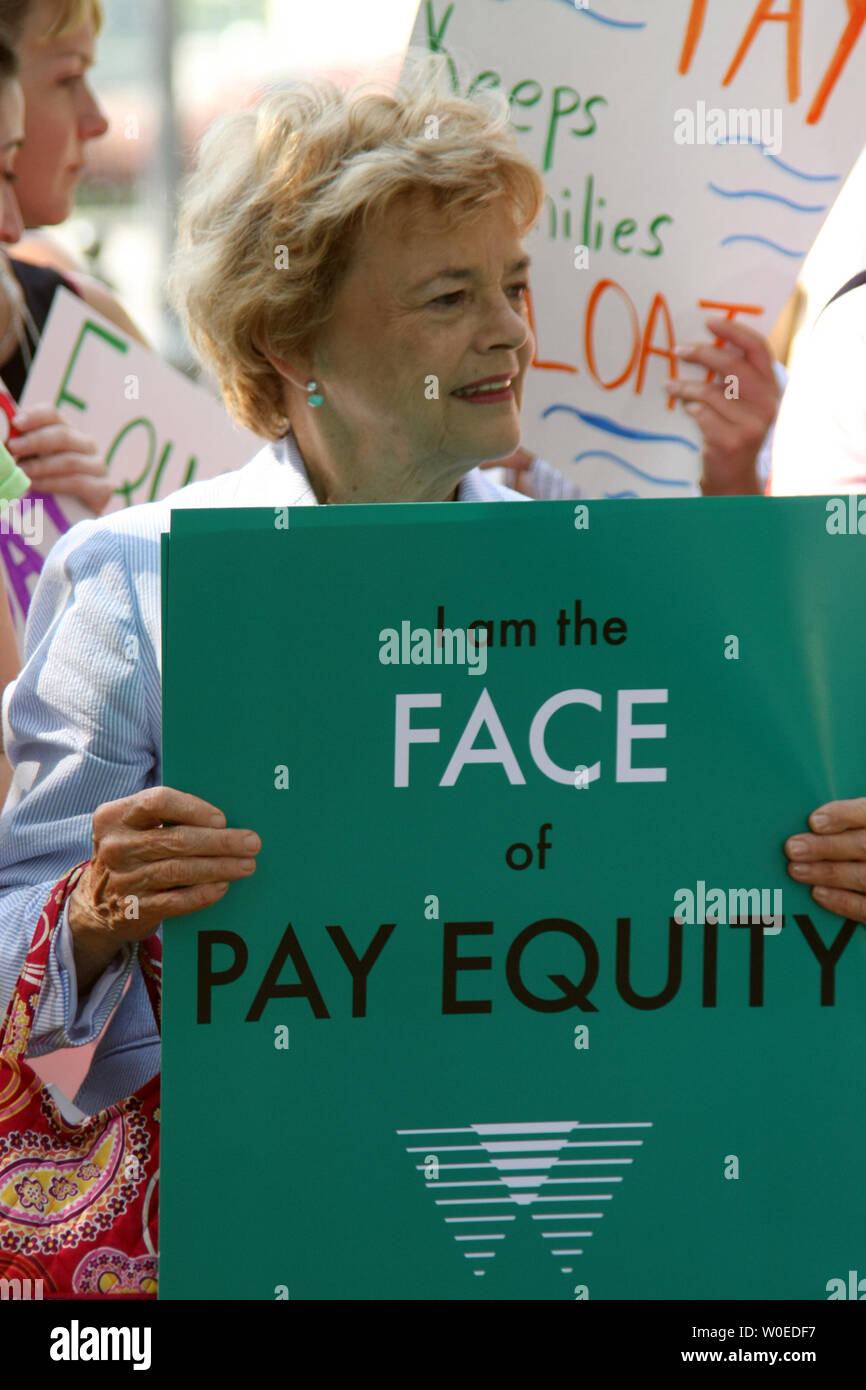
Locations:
785;798;866;924
6;403;114;515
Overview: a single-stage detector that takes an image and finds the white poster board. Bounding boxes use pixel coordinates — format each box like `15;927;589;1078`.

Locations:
0;289;264;641
407;0;866;496
20;288;264;512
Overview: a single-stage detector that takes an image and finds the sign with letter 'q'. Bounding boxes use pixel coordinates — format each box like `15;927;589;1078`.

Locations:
160;496;866;1300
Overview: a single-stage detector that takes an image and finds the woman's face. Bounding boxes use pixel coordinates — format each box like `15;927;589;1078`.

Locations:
0;79;24;245
302;190;534;497
15;0;108;227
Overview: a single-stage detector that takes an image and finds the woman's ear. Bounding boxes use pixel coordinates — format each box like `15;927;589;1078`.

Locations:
254;325;313;392
269;356;310;392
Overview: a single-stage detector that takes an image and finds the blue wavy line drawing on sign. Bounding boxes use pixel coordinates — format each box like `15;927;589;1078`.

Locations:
542;403;699;451
707;182;827;214
552;0;646;26
720;233;804;258
572;451;693;489
717;136;840;183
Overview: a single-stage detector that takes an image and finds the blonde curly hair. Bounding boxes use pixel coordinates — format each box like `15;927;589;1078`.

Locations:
170;50;546;440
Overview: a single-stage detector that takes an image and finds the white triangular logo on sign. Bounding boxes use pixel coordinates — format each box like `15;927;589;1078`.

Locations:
398;1119;651;1276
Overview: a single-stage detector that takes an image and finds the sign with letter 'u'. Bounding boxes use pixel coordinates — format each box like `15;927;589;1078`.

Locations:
160;496;866;1300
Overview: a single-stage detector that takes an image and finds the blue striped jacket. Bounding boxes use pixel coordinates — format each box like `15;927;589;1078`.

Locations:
0;435;526;1113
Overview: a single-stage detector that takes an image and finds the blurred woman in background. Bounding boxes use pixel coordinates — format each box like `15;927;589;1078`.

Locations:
0;0;138;517
6;0;141;339
0;14;113;797
0;0;127;513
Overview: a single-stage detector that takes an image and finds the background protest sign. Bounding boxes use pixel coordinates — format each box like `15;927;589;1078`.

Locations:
20;287;264;514
406;0;866;495
0;288;263;643
160;496;866;1300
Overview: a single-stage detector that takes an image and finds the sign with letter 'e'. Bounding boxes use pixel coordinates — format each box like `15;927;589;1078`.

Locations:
160;498;866;1300
0;289;264;644
20;288;264;515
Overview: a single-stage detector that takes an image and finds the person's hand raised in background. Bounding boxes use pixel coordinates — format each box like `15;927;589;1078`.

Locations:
7;402;113;513
668;316;779;497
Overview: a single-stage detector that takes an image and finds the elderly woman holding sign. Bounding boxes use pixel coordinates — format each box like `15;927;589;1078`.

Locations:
0;57;537;1112
0;56;863;1119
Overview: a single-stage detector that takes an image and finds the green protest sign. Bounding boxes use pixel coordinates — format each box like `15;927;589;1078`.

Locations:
160;497;866;1300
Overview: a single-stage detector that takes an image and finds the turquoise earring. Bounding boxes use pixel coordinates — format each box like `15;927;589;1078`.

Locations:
306;380;324;408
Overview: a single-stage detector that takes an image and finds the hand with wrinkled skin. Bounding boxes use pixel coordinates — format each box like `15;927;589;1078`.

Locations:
67;786;261;993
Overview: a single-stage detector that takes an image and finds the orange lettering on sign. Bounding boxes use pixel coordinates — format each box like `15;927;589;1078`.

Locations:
526;287;578;374
584;279;641;390
807;0;866;122
697;300;764;383
679;0;866;124
724;0;802;102
635;293;678;407
679;0;709;74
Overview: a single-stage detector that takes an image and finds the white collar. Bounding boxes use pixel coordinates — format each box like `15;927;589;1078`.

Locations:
267;432;523;504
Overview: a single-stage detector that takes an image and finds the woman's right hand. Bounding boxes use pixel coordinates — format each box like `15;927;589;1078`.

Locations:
67;785;261;992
